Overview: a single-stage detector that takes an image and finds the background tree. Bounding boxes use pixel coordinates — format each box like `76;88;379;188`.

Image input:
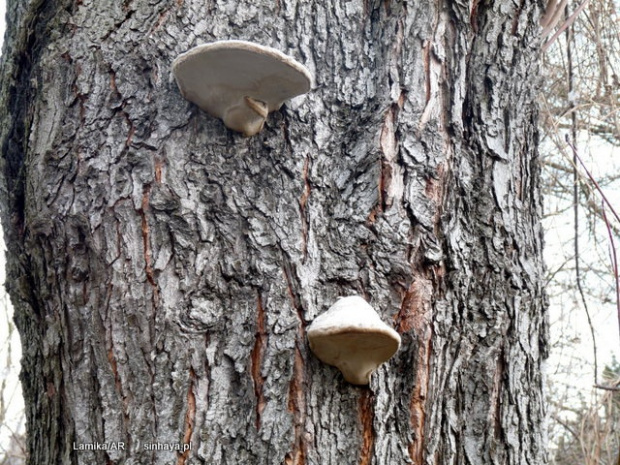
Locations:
549;359;620;465
0;0;549;464
539;1;620;462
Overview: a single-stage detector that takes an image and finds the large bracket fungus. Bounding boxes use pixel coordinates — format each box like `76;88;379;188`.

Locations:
172;40;312;136
307;296;401;385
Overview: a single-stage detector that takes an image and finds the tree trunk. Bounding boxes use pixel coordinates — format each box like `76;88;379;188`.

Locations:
0;0;548;464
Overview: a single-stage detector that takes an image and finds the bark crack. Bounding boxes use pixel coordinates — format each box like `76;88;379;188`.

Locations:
251;291;267;429
369;104;404;224
106;346;129;437
491;345;506;439
176;368;196;465
140;185;158;293
285;343;307;465
359;389;375;465
283;264;307;465
155;157;163;183
418;38;443;133
470;0;481;32
299;154;311;262
398;279;433;464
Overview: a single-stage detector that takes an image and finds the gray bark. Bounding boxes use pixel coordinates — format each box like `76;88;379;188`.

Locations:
0;0;548;464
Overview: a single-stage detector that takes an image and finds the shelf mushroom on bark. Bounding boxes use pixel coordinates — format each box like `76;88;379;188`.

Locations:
307;296;401;385
172;40;313;136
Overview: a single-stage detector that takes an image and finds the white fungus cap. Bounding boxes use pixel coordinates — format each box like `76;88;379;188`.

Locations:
172;40;312;136
307;296;401;385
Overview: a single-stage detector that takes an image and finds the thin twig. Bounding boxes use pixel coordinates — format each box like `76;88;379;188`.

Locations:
566;137;620;225
571;192;599;386
567;19;599;384
551;412;581;441
601;202;620;344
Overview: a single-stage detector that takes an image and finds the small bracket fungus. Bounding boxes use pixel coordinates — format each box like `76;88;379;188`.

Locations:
307;296;401;385
172;40;312;137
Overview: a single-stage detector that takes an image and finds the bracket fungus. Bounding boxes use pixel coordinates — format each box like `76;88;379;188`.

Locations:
172;40;312;136
307;296;401;385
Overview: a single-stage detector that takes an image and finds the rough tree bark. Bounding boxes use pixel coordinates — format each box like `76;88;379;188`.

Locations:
0;0;548;464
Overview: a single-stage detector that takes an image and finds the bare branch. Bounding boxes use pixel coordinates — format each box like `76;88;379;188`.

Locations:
594;383;620;392
541;0;569;36
543;0;591;51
